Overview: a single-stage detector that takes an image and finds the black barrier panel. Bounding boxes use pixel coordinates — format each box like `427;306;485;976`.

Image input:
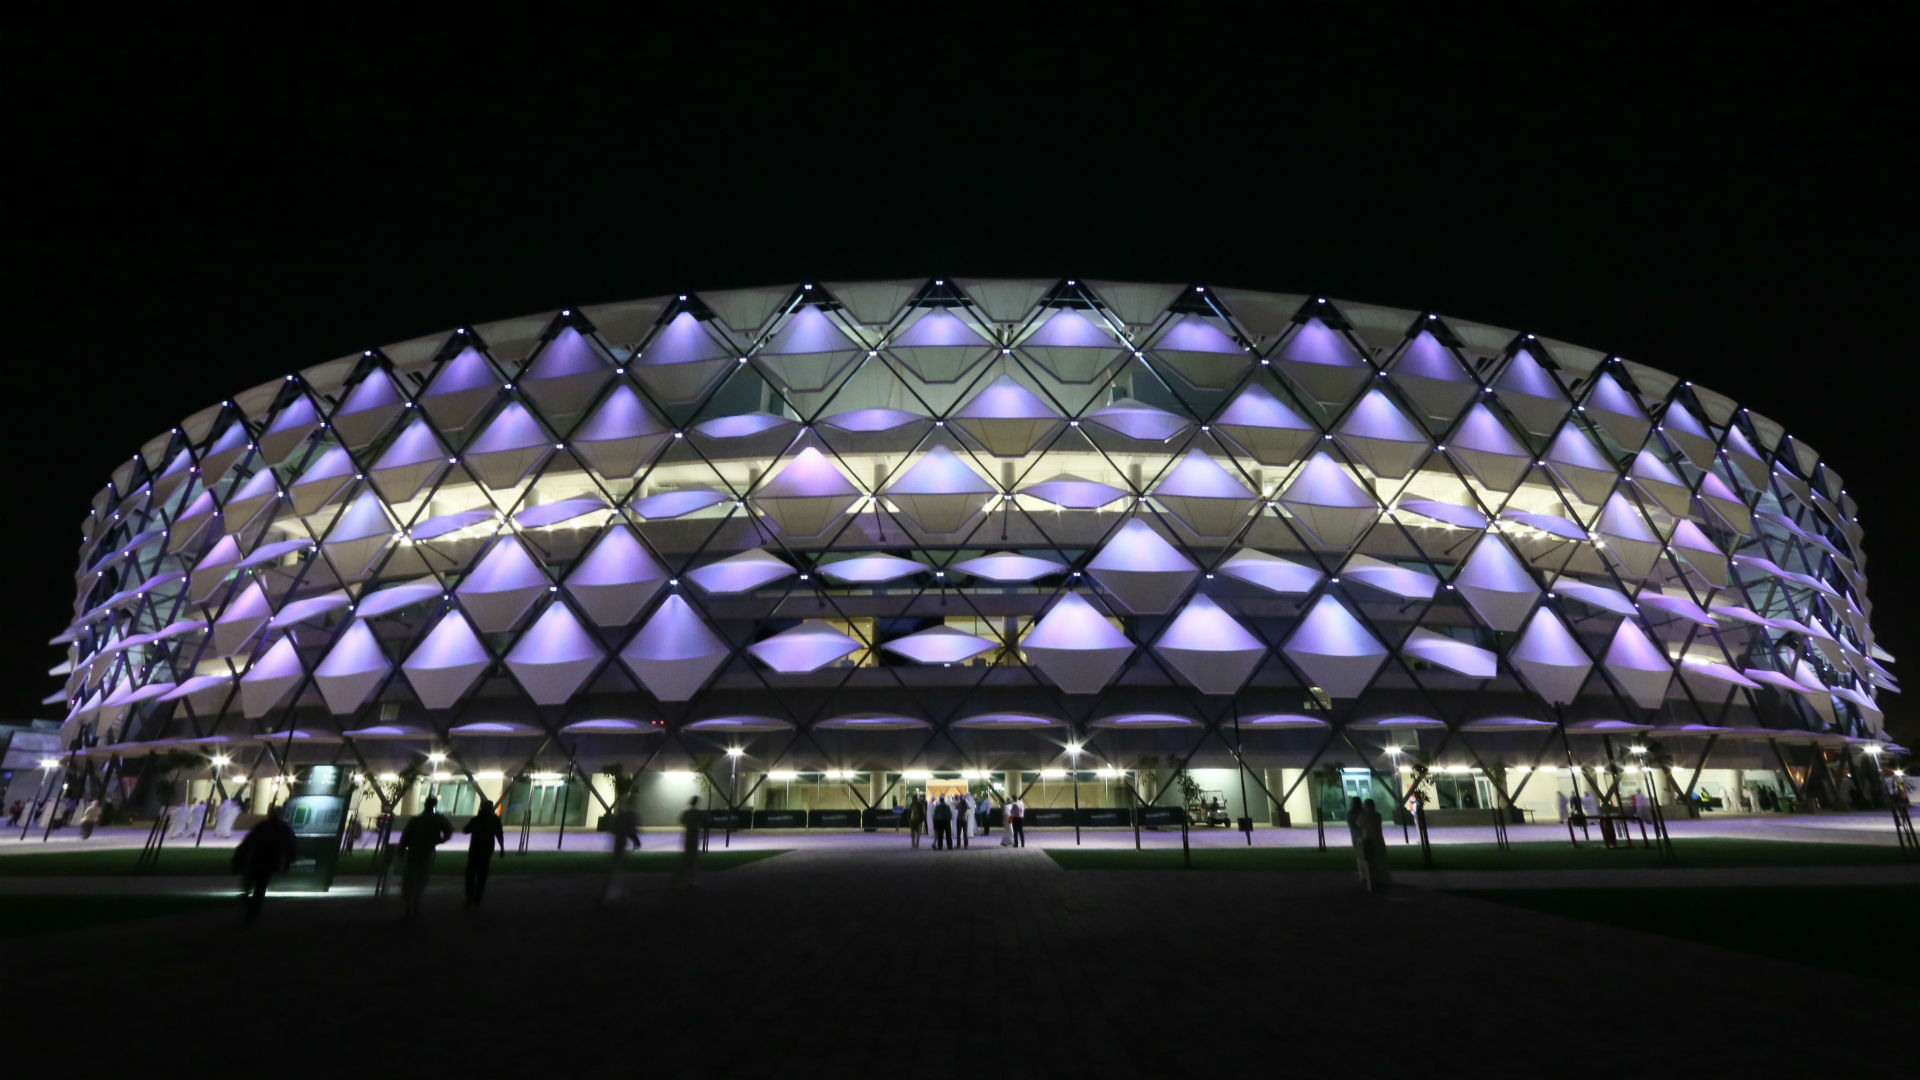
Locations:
1079;808;1132;828
752;809;808;829
1138;806;1187;827
707;810;751;829
863;808;904;829
809;809;862;828
1023;808;1075;827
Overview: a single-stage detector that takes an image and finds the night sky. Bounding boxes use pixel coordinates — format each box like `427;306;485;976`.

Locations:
10;11;1908;740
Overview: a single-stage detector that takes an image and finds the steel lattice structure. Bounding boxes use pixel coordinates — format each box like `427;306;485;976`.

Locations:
50;278;1896;794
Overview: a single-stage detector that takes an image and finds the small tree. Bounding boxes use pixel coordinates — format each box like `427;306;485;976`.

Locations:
1164;755;1203;809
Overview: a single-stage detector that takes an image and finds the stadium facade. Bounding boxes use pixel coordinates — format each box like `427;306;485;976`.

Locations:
43;279;1900;830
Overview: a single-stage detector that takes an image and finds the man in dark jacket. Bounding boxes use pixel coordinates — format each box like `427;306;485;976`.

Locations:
399;796;454;919
931;795;952;850
232;804;296;923
461;797;506;908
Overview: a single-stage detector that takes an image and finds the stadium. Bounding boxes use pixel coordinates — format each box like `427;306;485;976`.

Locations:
36;278;1900;835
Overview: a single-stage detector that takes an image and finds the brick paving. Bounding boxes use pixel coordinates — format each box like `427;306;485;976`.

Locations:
4;836;1909;1074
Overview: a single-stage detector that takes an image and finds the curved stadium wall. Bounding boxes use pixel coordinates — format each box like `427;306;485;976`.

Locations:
51;278;1894;811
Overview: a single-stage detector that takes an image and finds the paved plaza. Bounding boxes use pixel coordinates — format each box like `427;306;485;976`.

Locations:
1;815;1912;1074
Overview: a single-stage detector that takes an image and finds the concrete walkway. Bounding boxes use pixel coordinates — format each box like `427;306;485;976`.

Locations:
1;834;1909;1073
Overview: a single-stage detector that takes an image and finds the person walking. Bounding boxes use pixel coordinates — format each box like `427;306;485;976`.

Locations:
398;795;453;920
906;795;927;849
231;804;296;923
676;797;704;888
214;796;242;839
463;797;506;908
976;792;993;837
602;795;641;904
78;800;102;840
1346;795;1369;890
1008;795;1025;848
932;795;952;850
1362;798;1391;890
7;800;23;826
955;793;972;849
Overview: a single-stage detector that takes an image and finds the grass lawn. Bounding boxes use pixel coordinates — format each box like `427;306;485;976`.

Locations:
0;895;234;940
1045;838;1908;873
0;847;783;877
1450;886;1918;986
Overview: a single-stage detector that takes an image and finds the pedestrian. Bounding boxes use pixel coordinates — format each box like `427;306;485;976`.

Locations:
79;799;101;840
344;814;364;853
932;795;952;850
602;794;641;904
906;794;927;849
1008;795;1025;847
231;804;296;923
1362;798;1391;889
1346;795;1368;890
215;796;242;839
398;795;453;919
976;792;994;837
1556;789;1569;823
7;800;22;826
955;793;971;848
184;799;207;839
676;796;704;888
463;797;506;908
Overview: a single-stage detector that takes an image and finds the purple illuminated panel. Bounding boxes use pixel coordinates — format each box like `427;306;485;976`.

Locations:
1152;451;1258;537
1553;579;1636;616
1400;628;1496;679
1338;390;1426;443
402;611;492;710
1501;509;1585;540
1637;591;1714;626
455;537;549;632
748;620;862;673
565;526;666;625
693;413;797;440
1216;549;1321;595
409;509;493;541
1153;594;1265;694
1453;536;1540;631
270;590;352;628
1023;308;1116;348
1084;402;1193;442
886;309;992;382
1394;331;1467;382
820;408;926;433
1088;519;1199;614
1019;475;1128;510
1277;318;1361;367
1508;610;1592;704
1395;499;1487;530
880;626;999;665
761;304;852;356
515;497;608;530
573;385;670;478
315;620;391;715
524;327;602;380
420;347;498;430
632;489;731;519
1278;454;1379;548
952;375;1063;456
212;581;272;655
1604;619;1673;709
752;447;861;536
1281;595;1387;698
239;636;306;718
505;603;606;704
1496;349;1561;399
1447;405;1530;490
466;403;552;489
1584;372;1644;419
1154;315;1240;355
952;552;1067;582
642;312;730;367
686;548;793;595
619;595;729;700
1339;554;1438;600
355;580;443;619
369;419;448;501
1214;383;1315;466
1022;593;1133;694
882;446;996;534
818;554;926;584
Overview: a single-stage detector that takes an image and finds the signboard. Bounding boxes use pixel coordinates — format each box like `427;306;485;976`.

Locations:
278;767;347;892
706;809;752;829
863;807;904;830
1137;806;1186;827
808;809;861;829
751;809;807;829
1023;807;1075;827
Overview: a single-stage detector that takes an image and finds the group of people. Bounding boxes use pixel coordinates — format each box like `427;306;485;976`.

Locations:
1347;797;1390;891
903;791;1025;849
167;797;245;840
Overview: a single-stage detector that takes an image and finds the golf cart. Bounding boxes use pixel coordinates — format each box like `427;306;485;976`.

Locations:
1189;790;1231;827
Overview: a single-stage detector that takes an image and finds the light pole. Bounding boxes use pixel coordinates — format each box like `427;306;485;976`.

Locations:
1067;742;1082;846
1384;746;1408;842
197;755;230;848
726;746;743;848
23;758;58;841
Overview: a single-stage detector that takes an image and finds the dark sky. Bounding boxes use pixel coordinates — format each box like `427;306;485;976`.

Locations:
10;11;1910;737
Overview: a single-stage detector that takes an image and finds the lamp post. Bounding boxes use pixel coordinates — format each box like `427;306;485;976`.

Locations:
726;746;743;848
1384;746;1408;842
1067;742;1082;846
